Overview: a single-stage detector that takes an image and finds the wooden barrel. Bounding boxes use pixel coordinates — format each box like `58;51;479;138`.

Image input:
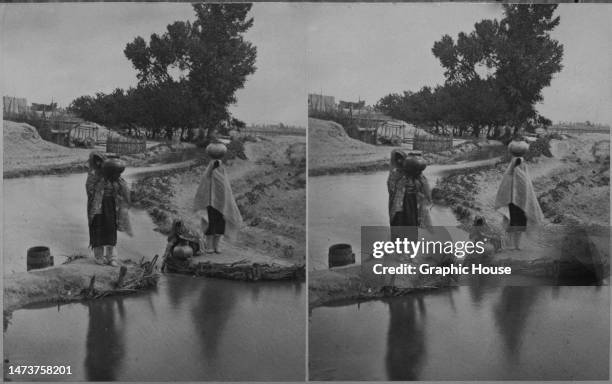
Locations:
328;244;355;268
27;246;53;271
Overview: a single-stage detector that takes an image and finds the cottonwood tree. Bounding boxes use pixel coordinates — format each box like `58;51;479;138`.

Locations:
124;3;257;138
378;5;562;138
432;4;563;134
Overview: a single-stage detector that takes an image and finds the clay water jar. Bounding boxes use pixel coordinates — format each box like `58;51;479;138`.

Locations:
172;241;194;260
403;152;427;175
508;140;529;156
102;158;126;180
206;142;227;160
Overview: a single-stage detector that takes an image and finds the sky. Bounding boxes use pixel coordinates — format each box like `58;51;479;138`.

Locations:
306;3;612;126
2;4;611;127
0;3;307;127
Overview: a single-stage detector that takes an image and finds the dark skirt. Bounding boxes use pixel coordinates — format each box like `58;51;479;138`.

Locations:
391;192;419;227
390;192;419;241
89;196;117;247
508;203;527;232
205;206;226;235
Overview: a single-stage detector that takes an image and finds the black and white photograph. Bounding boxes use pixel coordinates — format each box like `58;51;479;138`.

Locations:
307;3;610;381
2;3;306;381
3;1;612;383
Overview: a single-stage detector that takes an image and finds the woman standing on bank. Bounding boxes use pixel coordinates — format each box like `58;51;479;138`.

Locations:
86;151;132;266
494;139;544;250
194;143;243;253
388;149;431;228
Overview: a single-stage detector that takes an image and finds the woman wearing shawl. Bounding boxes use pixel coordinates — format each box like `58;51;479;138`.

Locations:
86;151;132;266
494;149;544;250
162;218;205;267
387;150;431;242
194;159;243;253
388;150;431;228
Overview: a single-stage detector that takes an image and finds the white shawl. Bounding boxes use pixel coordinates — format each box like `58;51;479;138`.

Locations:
495;157;544;226
194;161;244;240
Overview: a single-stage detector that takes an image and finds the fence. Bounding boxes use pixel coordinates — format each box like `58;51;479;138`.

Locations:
548;126;610;135
71;123;100;143
244;128;305;136
106;136;147;155
413;131;453;152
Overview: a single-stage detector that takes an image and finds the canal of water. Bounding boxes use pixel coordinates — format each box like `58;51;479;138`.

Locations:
4;166;305;381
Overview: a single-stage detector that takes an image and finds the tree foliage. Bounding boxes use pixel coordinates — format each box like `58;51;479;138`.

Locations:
69;4;257;140
378;4;563;138
124;3;257;135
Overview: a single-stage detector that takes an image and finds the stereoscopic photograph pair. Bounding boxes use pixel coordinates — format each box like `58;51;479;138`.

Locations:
3;2;610;382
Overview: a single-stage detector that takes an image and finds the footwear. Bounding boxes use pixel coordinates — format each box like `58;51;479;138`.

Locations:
94;257;107;265
107;259;119;267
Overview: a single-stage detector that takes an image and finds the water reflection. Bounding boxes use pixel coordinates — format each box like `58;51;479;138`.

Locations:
385;295;426;380
84;298;126;381
192;281;237;359
467;274;492;307
310;285;610;381
493;287;541;364
4;277;305;381
166;273;194;311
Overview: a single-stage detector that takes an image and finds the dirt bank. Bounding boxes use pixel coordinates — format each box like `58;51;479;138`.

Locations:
309;265;448;309
3;120;93;177
308;118;504;176
4;257;159;316
438;133;610;230
308;118;394;175
3;120;203;178
436;133;610;280
131;135;306;280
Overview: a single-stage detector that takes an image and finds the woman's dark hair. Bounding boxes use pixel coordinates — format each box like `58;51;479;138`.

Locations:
88;153;105;170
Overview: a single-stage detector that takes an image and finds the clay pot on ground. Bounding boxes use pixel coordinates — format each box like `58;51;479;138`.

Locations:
172;241;194;260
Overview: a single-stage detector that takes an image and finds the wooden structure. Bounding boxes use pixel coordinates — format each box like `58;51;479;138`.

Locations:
354;126;378;144
377;121;409;143
328;244;355;268
413;131;453;152
38;119;81;146
350;117;412;146
244;127;305;136
338;100;366;110
3;96;28;115
308;93;336;113
38;119;102;147
70;123;100;144
548;125;610;135
106;135;147;155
